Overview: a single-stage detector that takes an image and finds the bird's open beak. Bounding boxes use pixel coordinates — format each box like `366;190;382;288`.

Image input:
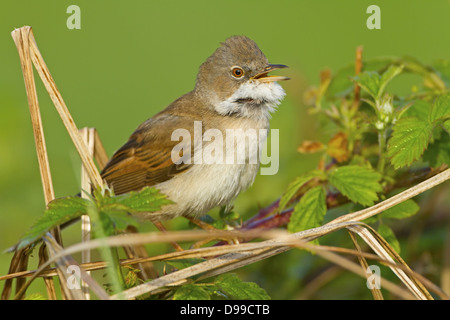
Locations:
251;64;290;83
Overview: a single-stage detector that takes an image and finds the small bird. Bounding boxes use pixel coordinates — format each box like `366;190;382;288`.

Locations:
101;36;289;222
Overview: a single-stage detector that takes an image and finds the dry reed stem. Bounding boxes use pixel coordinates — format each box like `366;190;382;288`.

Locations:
11;27;54;204
16;26;103;188
0;248;30;299
79;128;95;299
38;244;58;300
348;231;384;300
10;25;105;300
348;225;430;300
42;234;110;300
3;226;448;299
11;25;66;300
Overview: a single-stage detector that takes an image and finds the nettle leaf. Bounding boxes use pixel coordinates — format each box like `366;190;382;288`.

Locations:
377;224;401;254
279;170;323;213
382;199;419;220
288;186;327;233
387;117;433;169
95;187;172;235
328;165;382;206
11;196;90;251
105;187;173;213
174;284;211;300
213;273;270;300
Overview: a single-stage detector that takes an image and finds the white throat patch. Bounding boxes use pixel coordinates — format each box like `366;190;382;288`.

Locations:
215;81;286;120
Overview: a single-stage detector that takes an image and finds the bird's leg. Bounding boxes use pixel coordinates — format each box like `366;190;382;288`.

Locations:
153;221;184;252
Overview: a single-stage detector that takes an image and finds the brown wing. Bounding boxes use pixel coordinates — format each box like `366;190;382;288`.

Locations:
101;113;196;195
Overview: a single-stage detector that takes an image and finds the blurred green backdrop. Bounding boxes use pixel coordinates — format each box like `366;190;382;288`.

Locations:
0;0;449;299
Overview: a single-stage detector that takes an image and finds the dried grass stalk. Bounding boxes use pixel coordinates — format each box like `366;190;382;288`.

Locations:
16;26;103;188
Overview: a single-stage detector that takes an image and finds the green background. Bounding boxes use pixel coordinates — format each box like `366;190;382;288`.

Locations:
0;0;449;299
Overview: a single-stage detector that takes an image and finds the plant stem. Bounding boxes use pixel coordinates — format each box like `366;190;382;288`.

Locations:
87;204;125;296
377;129;387;174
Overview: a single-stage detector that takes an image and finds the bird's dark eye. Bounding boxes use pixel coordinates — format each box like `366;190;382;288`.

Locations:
231;67;244;78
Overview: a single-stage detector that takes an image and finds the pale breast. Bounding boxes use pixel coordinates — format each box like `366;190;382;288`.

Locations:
143;118;268;221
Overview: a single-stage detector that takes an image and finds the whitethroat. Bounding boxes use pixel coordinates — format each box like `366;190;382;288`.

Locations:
101;36;289;221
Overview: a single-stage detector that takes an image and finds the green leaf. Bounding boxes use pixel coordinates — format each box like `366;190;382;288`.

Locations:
429;93;450;125
401;100;431;120
11;196;90;251
382;199;419;220
377;224;401;254
93;187;172;235
353;71;380;99
387;117;433;169
174;284;211;300
423;131;450;168
214;273;270;300
328;165;382;206
379;64;404;98
124;269;140;288
288;186;327;233
353;65;403;101
105;187;173;213
279;170;322;213
98;209;139;236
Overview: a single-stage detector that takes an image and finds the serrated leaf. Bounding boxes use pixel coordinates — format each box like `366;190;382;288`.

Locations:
11;196;90;251
93;187;172;235
387;117;433;169
214;273;270;300
328;165;382;206
279;170;322;213
124;270;140;288
174;284;211;300
106;187;173;213
429;93;450;124
288;186;327;233
377;224;401;254
382;199;419;220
